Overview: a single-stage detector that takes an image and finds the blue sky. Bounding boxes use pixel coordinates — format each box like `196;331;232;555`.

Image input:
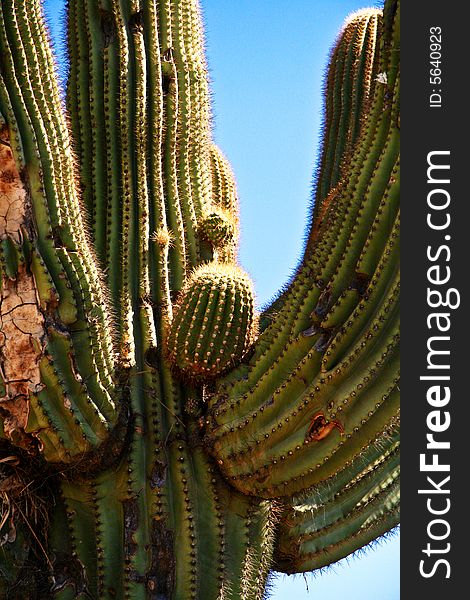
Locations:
43;1;399;598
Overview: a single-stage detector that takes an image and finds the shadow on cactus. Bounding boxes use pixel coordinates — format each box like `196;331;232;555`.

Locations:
0;0;399;597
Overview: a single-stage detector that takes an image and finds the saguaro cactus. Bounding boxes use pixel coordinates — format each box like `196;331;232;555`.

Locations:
0;0;399;598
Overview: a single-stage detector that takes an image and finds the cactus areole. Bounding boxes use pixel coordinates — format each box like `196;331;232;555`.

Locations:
0;0;400;598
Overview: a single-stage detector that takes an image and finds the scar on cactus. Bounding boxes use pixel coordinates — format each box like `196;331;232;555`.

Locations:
305;413;345;442
0;123;45;454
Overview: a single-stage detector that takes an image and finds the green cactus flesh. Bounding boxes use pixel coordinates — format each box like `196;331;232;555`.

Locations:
0;0;400;598
165;264;257;379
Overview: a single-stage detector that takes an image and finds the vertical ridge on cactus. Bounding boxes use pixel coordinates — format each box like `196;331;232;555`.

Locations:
0;0;400;597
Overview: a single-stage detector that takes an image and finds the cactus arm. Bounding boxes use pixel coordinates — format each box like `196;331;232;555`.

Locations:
66;0;150;363
207;230;399;496
82;2;110;268
66;0;222;305
205;145;240;263
315;10;381;209
172;1;205;265
206;2;400;500
165;264;257;379
63;6;180;591
65;0;92;245
61;25;250;600
112;0;138;364
144;1;176;317
209;146;239;220
0;0;119;462
273;441;399;573
275;483;399;573
159;1;189;292
260;9;383;329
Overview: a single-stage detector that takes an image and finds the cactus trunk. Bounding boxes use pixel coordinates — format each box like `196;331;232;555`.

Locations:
0;0;400;598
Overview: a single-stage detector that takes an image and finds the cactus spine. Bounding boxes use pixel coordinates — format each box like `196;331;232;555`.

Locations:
0;0;400;598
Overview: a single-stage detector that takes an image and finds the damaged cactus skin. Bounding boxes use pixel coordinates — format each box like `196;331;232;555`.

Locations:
0;0;399;598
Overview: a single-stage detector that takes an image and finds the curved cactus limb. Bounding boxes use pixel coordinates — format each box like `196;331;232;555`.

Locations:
0;8;119;463
314;9;382;211
273;437;399;572
206;3;400;502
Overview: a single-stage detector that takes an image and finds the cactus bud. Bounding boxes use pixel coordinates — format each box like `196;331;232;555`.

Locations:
166;264;257;379
199;209;237;249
